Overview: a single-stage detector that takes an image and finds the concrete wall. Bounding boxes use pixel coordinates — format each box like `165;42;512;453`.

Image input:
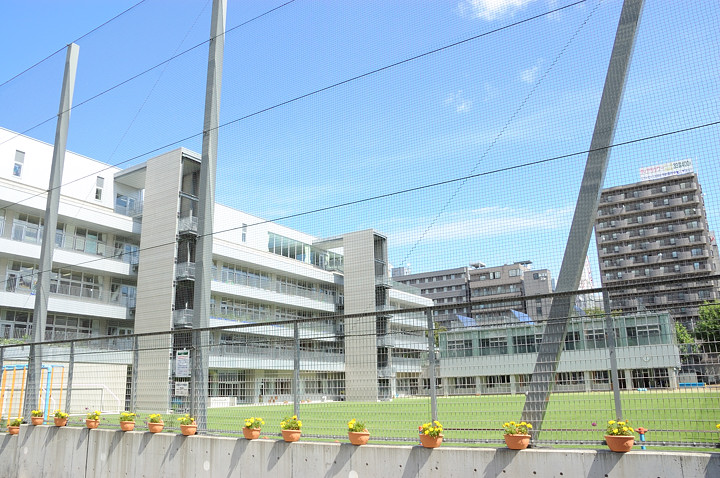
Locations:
4;426;719;478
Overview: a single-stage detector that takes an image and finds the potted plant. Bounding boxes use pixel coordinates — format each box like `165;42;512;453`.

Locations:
280;415;302;442
502;420;532;449
147;414;164;433
119;411;136;431
178;414;197;436
31;410;44;426
54;410;69;427
605;419;635;452
243;416;264;440
86;410;101;429
7;417;23;435
418;421;443;448
347;418;370;445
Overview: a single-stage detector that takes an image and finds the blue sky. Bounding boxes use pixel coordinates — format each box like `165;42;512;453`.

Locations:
1;0;719;284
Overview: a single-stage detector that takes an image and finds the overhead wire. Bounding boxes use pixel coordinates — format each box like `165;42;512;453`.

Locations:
5;118;719;292
0;0;149;88
0;0;585;215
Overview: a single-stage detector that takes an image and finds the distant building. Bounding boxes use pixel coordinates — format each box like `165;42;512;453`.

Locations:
595;170;720;328
393;261;556;327
469;262;553;325
392;266;471;326
439;312;681;394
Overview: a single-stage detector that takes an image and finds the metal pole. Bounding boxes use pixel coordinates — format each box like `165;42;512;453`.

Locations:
425;309;438;423
66;342;75;414
293;321;300;418
192;0;226;433
603;291;623;419
520;0;644;441
131;335;139;411
24;43;79;419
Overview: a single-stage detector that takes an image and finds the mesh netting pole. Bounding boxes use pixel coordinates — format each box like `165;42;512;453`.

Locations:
426;308;438;422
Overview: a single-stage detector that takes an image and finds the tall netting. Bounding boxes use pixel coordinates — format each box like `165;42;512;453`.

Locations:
0;0;718;449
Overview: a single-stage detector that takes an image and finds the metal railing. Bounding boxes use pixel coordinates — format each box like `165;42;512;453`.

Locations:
2;298;717;449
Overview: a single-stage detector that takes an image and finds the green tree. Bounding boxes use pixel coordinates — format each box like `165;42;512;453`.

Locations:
694;301;720;352
675;321;698;358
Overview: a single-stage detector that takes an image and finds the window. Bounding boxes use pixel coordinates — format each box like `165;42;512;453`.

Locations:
479;337;507;356
13;150;24;177
513;334;537;354
508;269;521;277
455;376;476;391
447;339;473;358
95;177;104;200
564;331;581;350
241;223;247;242
691;248;703;257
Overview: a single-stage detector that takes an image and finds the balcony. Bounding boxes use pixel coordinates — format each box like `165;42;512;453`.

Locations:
176;262;196;281
114;200;143;218
178;215;198;235
173;309;194;328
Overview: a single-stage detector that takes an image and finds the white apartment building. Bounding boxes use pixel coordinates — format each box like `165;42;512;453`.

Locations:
0;127;431;412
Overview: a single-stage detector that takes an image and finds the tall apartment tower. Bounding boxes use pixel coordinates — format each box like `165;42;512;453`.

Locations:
595;171;720;328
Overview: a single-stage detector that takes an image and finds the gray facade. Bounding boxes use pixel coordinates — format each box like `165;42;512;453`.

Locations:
392;266;470;324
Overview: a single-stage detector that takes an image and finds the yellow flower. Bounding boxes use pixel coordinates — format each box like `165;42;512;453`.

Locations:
613;428;619;434
527;424;532;429
504;422;509;427
608;420;615;425
292;415;297;420
424;430;429;435
297;421;302;427
510;421;516;425
349;424;353;429
716;424;720;430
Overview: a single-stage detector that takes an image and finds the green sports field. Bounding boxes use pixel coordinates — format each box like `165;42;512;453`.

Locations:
202;389;720;448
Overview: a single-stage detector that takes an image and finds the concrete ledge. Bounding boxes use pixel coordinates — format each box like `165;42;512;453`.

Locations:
7;426;720;477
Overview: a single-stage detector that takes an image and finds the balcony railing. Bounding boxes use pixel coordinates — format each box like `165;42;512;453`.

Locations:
173;309;194;328
178;215;198;235
176;262;196;280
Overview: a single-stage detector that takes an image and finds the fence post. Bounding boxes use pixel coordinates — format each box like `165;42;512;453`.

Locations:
131;335;139;412
603;291;623;419
293;321;300;418
425;308;438;423
66;341;75;414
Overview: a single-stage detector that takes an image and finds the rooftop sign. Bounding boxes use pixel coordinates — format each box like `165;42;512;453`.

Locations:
640;159;693;181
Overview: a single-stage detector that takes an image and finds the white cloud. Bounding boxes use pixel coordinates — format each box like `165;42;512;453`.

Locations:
445;90;474;113
520;59;544;84
389;205;574;246
460;0;537;21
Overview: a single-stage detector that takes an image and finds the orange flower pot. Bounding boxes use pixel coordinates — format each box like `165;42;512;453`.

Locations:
504;434;530;450
281;429;301;442
348;430;370;446
419;433;443;448
181;424;197;436
8;426;20;435
54;417;68;427
605;435;634;452
243;427;261;440
31;417;44;426
120;421;135;431
148;422;164;433
86;419;100;429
